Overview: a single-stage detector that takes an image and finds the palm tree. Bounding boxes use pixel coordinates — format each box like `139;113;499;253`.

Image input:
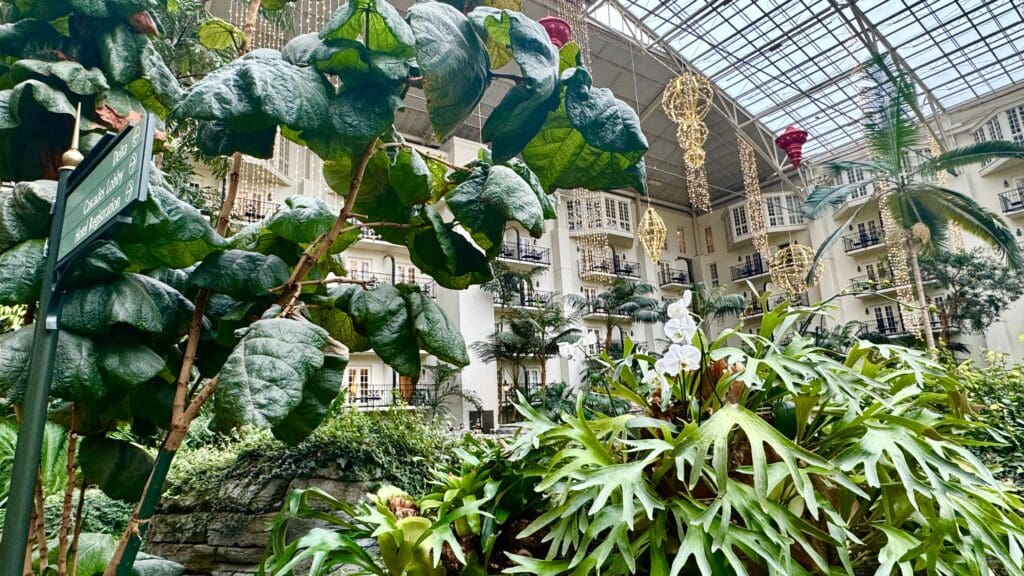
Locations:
514;297;585;389
802;54;1024;349
682;281;748;326
481;261;546;309
585;279;660;352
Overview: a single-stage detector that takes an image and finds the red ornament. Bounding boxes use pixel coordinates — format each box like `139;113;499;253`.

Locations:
775;126;809;168
538;16;572;48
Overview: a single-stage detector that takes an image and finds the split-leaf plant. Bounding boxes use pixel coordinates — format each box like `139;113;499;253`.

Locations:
263;301;1024;575
0;0;649;572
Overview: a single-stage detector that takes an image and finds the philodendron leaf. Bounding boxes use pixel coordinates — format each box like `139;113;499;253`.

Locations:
468;7;560;161
198;17;245;51
390;147;432;206
118;170;226;269
215;318;329;430
78;436;154;502
445;164;545;258
265;195;335;244
346;283;469;376
0;327;107;403
190;250;290;301
61;273;194;341
0;239;44;305
408;1;490;140
521;67;648;193
320;0;415;57
406;206;492;290
51;533;117;576
272;352;347;445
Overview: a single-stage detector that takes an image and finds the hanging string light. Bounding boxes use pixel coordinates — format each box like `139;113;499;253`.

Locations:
662;73;713;213
738;135;768;258
638;205;667;264
927;132;964;251
555;0;591;65
879;190;921;337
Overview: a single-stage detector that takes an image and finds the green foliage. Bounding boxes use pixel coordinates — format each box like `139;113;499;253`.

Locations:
957;352;1024;488
265;303;1024;576
79;436;154;502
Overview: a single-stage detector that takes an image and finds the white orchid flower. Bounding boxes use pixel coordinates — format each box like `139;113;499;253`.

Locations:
664;316;697;344
666;290;693;319
655;344;702;376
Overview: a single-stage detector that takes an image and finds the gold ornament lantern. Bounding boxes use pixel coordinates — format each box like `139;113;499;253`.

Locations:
769;244;821;298
638;206;667;264
662;72;714;213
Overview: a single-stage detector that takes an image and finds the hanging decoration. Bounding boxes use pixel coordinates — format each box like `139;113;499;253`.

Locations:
738;135;769;258
879;191;921;338
662;73;713;213
638;206;667;264
768;244;821;298
928;133;963;251
775;126;808;168
555;0;592;65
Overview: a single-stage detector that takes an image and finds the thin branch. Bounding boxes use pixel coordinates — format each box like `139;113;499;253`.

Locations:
56;407;79;576
68;484;85;576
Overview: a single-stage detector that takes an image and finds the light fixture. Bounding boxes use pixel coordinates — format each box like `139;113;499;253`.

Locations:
775;126;808;168
739;135;768;257
662;73;713;213
769;243;821;298
638;206;667;264
879;191;920;337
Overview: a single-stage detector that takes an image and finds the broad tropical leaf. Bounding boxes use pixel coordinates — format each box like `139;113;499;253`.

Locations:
78;436;154;502
190;250;290;300
445;164;546;258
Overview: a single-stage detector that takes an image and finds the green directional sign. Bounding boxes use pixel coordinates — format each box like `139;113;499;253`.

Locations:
57;115;155;264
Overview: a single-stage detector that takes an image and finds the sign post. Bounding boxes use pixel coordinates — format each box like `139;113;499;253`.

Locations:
0;113;155;575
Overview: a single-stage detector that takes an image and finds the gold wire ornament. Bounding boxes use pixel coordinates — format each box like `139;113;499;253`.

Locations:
638;206;667;264
662;73;714;213
738;136;768;257
769;244;821;298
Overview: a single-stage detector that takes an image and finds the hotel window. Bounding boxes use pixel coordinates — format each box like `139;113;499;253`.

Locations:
708;263;719;286
524;368;541;393
603;197;632;232
346;366;371;399
347;257;372;281
1007;105;1024;144
785;194;804;225
566;198;580;230
397;264;418;285
986;116;1004;141
731;205;749;237
765;196;784;227
676;226;687;254
704;227;715;254
972;128;987;144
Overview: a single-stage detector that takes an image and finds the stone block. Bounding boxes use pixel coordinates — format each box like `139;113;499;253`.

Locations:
207;512;278;548
221;477;291;512
146;543;217;571
215;546;265;564
148;513;208;543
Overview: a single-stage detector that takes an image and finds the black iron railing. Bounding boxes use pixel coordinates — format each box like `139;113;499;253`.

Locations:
492;290;554;308
658;267;691;286
842;231;883;252
498;242;551;265
766;293;810;310
999;190;1024;214
348;271;436;297
342;383;438;409
234;197;280;223
579;258;641;279
730;259;767;281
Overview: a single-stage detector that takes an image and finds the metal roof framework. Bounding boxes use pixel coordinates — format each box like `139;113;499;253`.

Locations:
599;0;1024;159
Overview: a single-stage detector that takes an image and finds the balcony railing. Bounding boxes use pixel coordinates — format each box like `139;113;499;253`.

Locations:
492;290;554;308
498;242;551;266
579;258;641;279
999;190;1024;215
744;300;764;317
349;271;436;297
842;231;883;253
730;260;768;281
767;293;810;310
871;316;941;337
850;269;933;294
342;383;438;409
234;198;281;223
658;267;691;287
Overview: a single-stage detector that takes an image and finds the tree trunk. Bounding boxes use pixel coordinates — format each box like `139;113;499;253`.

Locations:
539;357;547;390
605;324;613;353
907;244;936;349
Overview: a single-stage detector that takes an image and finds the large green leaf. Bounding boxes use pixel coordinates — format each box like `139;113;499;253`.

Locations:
320;0;415;57
0;239;44;305
0;19;67;59
346;283;469;377
309;38;411;87
406;206;492;290
0;80;78;181
189;250;290;301
118;170;226;269
215;318;329;430
265;195;336;244
78;436;154;502
468;7;559;161
97;338;164;389
521;67;648;193
69;0;157;18
310;285;371;352
61;273;194;345
407;1;490;140
8;59;109;97
0;327;110;403
197;17;245;51
0;180;53;252
131;553;186;576
196;120;276;158
271;352;347;445
97;23;182;118
390;147;432;206
73;241;133;285
445;164;544;258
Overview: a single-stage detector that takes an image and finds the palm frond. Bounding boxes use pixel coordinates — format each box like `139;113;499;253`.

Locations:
802;178;881;218
919;140;1024;175
807;204;868;283
819;160;890;183
861;54;921;168
888;190;950;255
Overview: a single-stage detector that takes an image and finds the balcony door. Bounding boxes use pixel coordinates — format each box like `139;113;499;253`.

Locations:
348;257;372;282
346;366;371;402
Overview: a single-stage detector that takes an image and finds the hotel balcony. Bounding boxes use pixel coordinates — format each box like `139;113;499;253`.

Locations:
850;271;935;298
730;260;769;282
842;231;884;254
348;271;436;297
341;383;438;410
578;257;641;280
492;289;554;309
657;266;691;289
871;316;942;337
497;241;551;267
743;293;809;320
999;190;1024;216
567;220;634;246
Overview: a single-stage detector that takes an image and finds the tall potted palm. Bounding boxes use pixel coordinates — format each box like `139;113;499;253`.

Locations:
802;54;1024;348
586;279;661;352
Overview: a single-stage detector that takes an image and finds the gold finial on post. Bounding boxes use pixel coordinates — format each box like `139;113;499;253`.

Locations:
61;102;84;168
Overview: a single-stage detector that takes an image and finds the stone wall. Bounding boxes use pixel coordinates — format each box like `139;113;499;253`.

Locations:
146;467;376;576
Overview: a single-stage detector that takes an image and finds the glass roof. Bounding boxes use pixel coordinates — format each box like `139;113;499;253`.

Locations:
597;0;1024;157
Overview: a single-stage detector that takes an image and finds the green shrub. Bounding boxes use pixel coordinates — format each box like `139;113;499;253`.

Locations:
958;351;1024;488
167;409;460;500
